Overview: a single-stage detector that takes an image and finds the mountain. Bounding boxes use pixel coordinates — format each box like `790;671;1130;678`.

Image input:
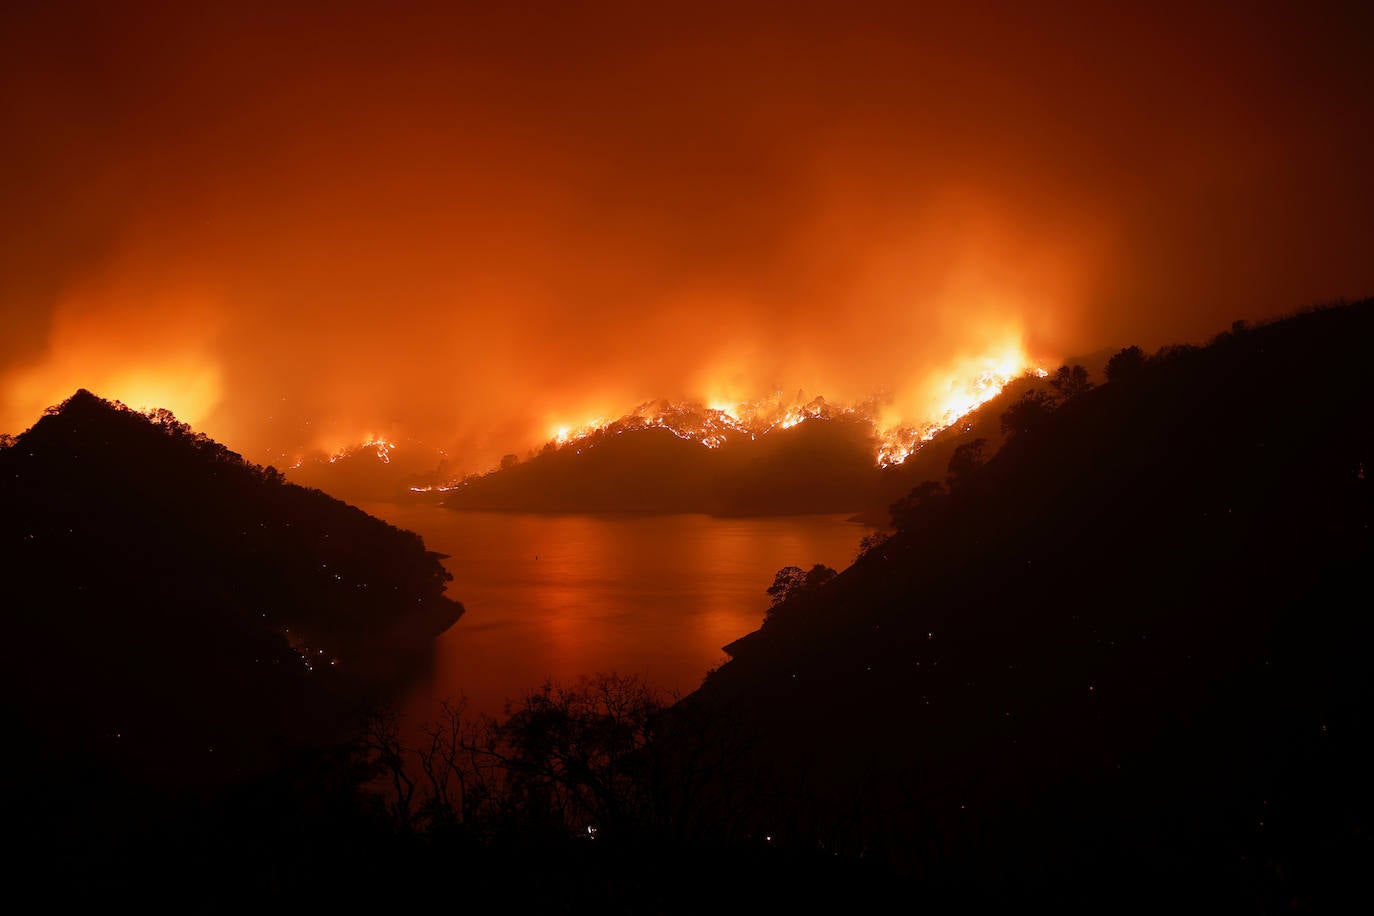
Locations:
434;377;1077;519
0;390;463;786
440;413;887;515
687;301;1374;909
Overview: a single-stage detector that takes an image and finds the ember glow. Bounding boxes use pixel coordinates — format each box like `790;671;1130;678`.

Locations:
1;4;1371;471
330;436;397;466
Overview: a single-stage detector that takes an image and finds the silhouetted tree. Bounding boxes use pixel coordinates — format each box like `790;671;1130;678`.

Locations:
1104;345;1146;383
767;566;807;605
946;438;988;490
363;705;416;832
1049;364;1093;401
856;530;891;560
363;672;757;850
370;674;676;839
495;673;667;836
806;563;838;589
410;697;511;834
1001;389;1054;439
767;563;838;609
147;406;191;436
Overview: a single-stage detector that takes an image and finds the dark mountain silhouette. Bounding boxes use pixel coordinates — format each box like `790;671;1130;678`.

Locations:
686;300;1374;910
0;390;463;786
441;414;886;515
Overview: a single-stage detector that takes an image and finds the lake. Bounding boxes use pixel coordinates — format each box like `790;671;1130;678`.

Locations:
360;504;876;718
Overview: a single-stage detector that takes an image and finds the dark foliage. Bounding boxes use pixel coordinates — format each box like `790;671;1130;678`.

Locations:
1104;345;1147;383
999;387;1055;439
352;673;899;912
888;436;990;531
1048;363;1093;401
766;564;839;615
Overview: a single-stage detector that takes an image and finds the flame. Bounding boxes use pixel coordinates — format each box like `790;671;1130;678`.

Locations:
319;433;398;464
871;347;1045;467
527;341;1045;471
552;418;611;446
275;431;401;476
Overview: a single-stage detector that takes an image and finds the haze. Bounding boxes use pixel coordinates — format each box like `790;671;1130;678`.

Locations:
3;2;1371;471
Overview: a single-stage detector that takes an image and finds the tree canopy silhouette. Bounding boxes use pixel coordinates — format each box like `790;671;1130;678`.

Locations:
1000;387;1054;438
1104;345;1147;383
1048;363;1093;401
766;563;839;612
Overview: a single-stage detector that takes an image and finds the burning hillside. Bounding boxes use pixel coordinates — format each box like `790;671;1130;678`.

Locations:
414;358;1047;516
420;356;1044;493
275;350;1046;508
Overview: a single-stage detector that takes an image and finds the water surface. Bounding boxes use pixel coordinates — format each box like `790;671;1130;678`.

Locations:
362;504;874;716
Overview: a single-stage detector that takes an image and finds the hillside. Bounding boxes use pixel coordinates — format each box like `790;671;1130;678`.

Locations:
0;390;463;785
442;413;885;515
435;376;1067;519
689;301;1374;909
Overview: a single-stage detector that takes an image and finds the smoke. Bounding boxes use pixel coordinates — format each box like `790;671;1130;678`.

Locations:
1;266;226;432
3;3;1371;471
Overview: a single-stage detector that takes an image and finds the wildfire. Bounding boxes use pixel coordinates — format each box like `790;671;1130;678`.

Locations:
398;341;1051;496
328;435;397;464
544;394;849;454
530;353;1043;471
872;360;1049;468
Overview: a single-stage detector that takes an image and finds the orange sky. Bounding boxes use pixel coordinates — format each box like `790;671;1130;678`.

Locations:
3;2;1371;471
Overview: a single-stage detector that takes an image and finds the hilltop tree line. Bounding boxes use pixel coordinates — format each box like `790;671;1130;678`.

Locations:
878;334;1229;537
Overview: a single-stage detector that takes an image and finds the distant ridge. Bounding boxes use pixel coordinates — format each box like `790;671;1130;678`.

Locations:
440;413;885;515
428;377;1059;517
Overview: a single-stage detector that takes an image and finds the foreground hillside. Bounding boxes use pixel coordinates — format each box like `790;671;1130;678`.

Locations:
0;390;463;784
692;301;1374;909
